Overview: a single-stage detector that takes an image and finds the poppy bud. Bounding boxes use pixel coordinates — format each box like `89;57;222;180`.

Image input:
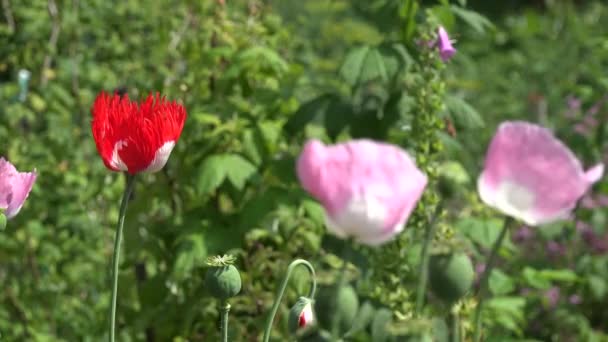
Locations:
288;297;315;334
429;252;474;305
205;255;242;300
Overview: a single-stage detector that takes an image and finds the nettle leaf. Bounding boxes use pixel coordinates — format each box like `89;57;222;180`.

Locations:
456;217;504;248
223;154;257;190
197;155;227;195
340;44;410;87
489;269;515;295
172;232;207;281
450;6;494;34
445;95;484;129
340;45;371;86
197;154;257;194
522;267;551;289
485;296;526;334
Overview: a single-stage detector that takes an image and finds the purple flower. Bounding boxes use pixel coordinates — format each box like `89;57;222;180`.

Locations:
580;195;597;209
544;287;560;308
546;241;566;258
596;194;608;207
567;96;581;111
512;225;533;244
569;294;582;305
437;26;456;62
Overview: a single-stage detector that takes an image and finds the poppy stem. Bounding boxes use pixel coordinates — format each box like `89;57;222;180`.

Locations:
108;174;136;342
220;301;230;342
415;204;442;315
331;239;352;339
263;259;317;342
450;309;460;342
472;216;513;342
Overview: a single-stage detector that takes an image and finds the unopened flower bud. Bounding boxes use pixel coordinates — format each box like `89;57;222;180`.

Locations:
288;297;315;334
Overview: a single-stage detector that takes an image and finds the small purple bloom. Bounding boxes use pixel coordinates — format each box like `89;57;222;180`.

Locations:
574;123;591;136
544;287;560;308
580;195;596;209
583;115;599;127
437;26;456;62
546;241;566;258
569;294;582;305
512;225;533;244
596;194;608;207
566;95;581;110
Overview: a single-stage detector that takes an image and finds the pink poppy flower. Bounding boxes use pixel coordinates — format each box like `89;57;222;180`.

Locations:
0;158;37;218
296;139;427;246
478;121;604;226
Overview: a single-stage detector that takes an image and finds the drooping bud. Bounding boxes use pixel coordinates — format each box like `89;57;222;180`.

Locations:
429;252;474;305
288;296;315;334
205;255;242;300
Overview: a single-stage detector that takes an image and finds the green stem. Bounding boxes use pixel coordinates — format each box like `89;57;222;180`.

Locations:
331;241;351;340
221;301;231;342
472;216;512;342
415;205;442;315
450;310;460;342
263;259;317;342
109;174;136;342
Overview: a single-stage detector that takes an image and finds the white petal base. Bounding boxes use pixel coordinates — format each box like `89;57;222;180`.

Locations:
144;141;176;172
324;195;401;246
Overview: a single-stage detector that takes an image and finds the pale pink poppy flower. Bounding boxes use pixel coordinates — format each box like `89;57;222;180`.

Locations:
0;158;37;218
296;139;427;246
478;121;604;226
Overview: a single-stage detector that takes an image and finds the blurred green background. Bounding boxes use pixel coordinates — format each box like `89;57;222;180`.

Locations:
1;0;607;341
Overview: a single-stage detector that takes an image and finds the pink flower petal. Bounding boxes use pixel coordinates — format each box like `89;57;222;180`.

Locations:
0;158;37;218
584;164;604;184
297;139;427;246
437;26;456;62
478;121;601;226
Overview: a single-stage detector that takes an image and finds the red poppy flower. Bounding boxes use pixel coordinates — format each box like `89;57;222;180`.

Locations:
91;92;186;174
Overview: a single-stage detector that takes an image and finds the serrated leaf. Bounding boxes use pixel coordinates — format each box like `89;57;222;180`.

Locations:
445;95;485;129
340;46;371;87
489;269;515;295
223;154;257;190
359;48;388;84
450;6;494;34
197;155;227;195
172;232;207;281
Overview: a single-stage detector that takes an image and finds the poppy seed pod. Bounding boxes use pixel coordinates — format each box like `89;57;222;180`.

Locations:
429;252;474;305
205;256;242;300
288;297;315;334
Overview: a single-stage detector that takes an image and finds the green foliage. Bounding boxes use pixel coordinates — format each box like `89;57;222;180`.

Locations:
1;0;607;341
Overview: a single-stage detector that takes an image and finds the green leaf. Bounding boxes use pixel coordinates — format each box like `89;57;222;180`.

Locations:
197;155;227;195
172;232;207;281
522;267;551;289
485;296;526;334
456;217;503;248
538;269;579;283
340;46;371;87
445;95;485;129
589;275;607;300
223;154;257;190
450;6;494;34
359;48;388;84
489;269;515;295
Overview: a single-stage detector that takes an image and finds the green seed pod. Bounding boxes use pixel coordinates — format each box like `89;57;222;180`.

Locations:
288;296;315;334
429;252;474;305
315;284;359;334
0;213;6;231
205;256;242;300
